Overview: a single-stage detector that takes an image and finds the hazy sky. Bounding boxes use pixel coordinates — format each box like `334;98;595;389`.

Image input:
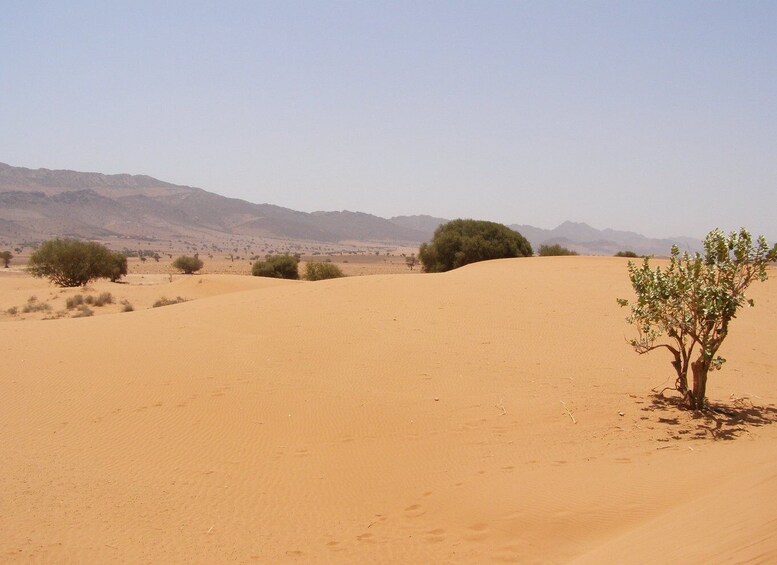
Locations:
2;1;776;240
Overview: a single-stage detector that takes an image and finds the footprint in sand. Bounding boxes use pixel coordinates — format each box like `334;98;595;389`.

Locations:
492;545;522;563
326;540;345;552
464;522;489;542
403;504;426;518
424;528;446;543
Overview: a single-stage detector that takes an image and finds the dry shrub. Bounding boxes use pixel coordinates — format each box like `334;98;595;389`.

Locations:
22;296;52;313
71;305;94;318
66;294;84;309
94;292;113;307
152;296;187;308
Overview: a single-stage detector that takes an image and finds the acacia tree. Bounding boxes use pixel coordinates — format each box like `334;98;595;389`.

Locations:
28;239;117;287
251;254;299;279
172;255;204;274
419;219;533;272
618;228;776;410
0;251;12;268
305;261;344;281
108;252;128;282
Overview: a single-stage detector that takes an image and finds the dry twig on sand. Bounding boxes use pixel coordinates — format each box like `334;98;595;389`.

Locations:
560;401;576;424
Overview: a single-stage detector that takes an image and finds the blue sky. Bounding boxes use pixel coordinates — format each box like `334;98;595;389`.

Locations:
2;1;775;240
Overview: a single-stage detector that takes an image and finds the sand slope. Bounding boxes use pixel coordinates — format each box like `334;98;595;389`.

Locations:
1;257;775;563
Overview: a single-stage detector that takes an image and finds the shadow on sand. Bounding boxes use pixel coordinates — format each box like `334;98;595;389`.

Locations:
640;392;777;441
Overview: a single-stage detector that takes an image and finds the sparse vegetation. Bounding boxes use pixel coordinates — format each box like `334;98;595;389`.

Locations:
93;292;113;307
152;296;188;308
614;250;639;258
28;239;118;287
618;228;777;410
0;250;12;268
172;255;204;274
71;305;94;318
67;292;112;310
120;299;134;312
65;294;85;309
405;255;417;270
21;296;52;313
538;244;578;256
252;254;300;279
6;306;18;316
108;252;128;282
418;219;533;273
305;262;345;281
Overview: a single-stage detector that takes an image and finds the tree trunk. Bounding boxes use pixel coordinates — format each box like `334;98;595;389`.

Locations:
677;364;688;395
689;357;709;410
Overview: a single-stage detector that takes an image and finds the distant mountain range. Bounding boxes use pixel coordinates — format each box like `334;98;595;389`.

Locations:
0;162;699;255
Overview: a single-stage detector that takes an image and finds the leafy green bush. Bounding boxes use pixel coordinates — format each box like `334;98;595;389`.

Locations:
28;239;118;287
538;244;578;256
614;250;639;258
172;255;203;274
252;254;300;279
305;262;345;281
108;252;128;282
418;219;533;272
618;228;776;410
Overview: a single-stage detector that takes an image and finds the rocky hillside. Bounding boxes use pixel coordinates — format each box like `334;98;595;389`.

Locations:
0;162;699;254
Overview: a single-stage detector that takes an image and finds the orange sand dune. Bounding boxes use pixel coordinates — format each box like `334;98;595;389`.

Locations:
1;257;775;563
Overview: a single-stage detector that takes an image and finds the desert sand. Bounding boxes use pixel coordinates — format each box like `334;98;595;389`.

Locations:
1;257;775;564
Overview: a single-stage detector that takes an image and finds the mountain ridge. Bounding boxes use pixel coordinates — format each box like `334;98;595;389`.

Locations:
0;162;699;254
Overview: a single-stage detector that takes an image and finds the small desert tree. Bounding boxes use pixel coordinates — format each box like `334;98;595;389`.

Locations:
618;228;776;410
172;255;204;274
538;244;578;256
0;250;12;268
252;254;299;279
108;252;128;282
28;239;116;287
305;261;344;281
419;219;533;272
405;254;417;270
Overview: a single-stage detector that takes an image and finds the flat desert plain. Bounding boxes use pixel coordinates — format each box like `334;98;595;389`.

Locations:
1;257;776;564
